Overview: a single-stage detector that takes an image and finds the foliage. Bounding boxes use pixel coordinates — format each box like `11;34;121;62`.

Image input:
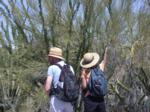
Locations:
0;0;150;112
0;46;47;112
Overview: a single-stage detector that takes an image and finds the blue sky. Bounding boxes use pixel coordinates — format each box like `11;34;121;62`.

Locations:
0;0;149;48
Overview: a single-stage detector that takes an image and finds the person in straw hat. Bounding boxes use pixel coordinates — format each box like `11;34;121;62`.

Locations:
45;47;75;112
80;47;109;112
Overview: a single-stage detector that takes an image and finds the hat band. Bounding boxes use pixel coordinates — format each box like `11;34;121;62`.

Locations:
49;52;62;56
50;54;62;57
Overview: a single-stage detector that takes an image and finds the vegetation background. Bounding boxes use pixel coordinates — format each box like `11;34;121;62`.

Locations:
0;0;150;112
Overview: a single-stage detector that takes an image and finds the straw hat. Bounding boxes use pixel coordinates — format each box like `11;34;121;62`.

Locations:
80;52;100;68
48;47;64;60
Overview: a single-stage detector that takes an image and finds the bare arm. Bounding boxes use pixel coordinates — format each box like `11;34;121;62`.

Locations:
44;76;52;96
100;47;109;72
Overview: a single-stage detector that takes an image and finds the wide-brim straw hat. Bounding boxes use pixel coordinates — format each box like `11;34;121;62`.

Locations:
80;52;100;68
48;47;64;60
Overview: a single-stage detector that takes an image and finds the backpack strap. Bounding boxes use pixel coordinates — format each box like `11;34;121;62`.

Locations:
55;63;71;71
55;63;63;70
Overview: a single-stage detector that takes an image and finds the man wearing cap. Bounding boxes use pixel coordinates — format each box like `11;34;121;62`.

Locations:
45;47;74;112
80;47;109;112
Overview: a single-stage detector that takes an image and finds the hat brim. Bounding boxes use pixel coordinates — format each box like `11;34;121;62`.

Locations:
80;53;100;68
48;54;65;60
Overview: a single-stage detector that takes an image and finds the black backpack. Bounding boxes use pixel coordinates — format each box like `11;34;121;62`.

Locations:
53;64;79;102
88;66;108;97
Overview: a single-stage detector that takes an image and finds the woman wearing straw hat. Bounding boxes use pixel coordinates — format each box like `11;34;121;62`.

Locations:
80;47;109;112
45;47;75;112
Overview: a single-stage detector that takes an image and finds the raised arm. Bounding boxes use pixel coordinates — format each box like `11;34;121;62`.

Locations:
99;46;109;72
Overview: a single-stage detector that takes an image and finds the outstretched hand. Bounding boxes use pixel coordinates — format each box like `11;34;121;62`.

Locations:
100;45;111;71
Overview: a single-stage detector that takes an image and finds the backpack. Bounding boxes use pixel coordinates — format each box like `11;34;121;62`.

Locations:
88;66;108;97
53;64;79;102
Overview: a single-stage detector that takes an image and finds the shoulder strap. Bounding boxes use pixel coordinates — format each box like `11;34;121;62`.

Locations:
55;63;63;70
55;63;71;70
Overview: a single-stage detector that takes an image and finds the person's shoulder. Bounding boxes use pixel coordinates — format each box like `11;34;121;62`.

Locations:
57;60;65;66
69;65;74;69
48;64;60;70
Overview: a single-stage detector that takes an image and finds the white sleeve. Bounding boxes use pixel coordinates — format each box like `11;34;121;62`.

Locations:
70;66;75;74
47;66;54;77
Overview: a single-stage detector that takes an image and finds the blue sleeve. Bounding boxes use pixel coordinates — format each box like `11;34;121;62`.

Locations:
47;65;60;77
47;66;54;77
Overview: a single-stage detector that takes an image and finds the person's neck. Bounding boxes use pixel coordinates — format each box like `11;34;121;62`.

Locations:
54;60;62;64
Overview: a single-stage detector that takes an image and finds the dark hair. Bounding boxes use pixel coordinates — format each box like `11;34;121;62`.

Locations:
90;63;99;69
49;57;62;65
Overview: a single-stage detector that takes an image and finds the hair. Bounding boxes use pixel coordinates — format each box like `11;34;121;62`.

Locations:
90;62;99;69
49;56;62;64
